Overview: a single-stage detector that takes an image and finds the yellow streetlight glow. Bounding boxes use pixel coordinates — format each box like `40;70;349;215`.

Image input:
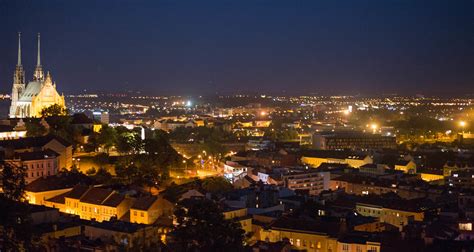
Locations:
343;110;350;115
370;123;378;130
460;121;466;127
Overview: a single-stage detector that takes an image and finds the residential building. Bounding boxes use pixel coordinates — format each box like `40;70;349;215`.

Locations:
312;132;396;150
130;196;174;224
15;149;59;183
395;160;417;174
0;134;73;170
301;150;373;168
281;170;330;195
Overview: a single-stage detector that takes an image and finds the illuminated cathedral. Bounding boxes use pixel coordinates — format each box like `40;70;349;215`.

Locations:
9;33;66;118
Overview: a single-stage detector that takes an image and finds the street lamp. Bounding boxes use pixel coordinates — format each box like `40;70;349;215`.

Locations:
182;160;187;170
370;123;378;134
460;121;467;134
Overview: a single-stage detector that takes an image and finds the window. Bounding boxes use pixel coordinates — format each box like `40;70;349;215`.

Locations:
140;212;144;217
368;246;378;252
342;244;349;251
317;241;321;249
296;239;301;247
134;211;137;216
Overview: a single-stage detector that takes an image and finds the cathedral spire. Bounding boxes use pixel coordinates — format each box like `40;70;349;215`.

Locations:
17;32;22;66
37;33;41;66
33;33;44;81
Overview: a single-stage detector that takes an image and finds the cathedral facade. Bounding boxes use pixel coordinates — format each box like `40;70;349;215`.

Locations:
9;33;66;118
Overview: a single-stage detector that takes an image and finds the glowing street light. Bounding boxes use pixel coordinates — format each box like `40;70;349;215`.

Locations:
370;123;378;134
460;121;467;133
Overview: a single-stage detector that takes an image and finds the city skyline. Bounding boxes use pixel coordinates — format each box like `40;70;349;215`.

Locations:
0;0;473;95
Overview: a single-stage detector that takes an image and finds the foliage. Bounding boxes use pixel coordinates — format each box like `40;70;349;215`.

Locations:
40;104;68;117
169;126;237;143
1;161;27;201
167;198;245;251
92;152;110;166
97;125;117;153
85;167;97;175
201;177;233;195
114;126;143;154
25;122;47;137
0;163;33;250
0;195;35;251
93;167;113;185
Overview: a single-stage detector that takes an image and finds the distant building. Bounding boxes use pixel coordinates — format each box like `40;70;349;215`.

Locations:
93;111;110;124
443;161;474;177
0;121;27;140
359;164;389;176
130;196;174;224
44;185;134;222
246;140;275;151
446;169;474;189
312;132;396;150
356;197;436;231
24;172;96;205
281;170;330;195
153;119;196;132
395;160;417;174
9;33;66;118
301;150;373;168
0;135;73;170
11;149;59;184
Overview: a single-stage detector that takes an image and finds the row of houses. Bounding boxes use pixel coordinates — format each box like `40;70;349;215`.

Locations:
24;174;174;225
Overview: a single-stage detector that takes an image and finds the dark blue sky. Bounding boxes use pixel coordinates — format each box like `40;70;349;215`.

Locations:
0;0;473;95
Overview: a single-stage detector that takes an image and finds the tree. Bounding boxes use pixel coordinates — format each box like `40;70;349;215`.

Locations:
168;198;245;251
0;162;33;250
1;161;27;201
93;167;113;185
25;122;47;137
201;177;233;195
97;125;117;153
116;130;142;154
40;104;68;117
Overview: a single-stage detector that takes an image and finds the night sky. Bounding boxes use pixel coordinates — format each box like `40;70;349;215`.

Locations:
0;0;473;95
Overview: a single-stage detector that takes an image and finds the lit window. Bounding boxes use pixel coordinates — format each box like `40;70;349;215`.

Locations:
459;223;472;231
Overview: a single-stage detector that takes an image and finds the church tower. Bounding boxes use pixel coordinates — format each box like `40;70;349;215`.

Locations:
9;32;26;118
33;33;44;81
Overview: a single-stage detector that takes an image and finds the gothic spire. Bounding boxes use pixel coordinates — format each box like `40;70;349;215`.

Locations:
37;33;41;66
33;33;44;81
17;32;22;66
13;32;25;85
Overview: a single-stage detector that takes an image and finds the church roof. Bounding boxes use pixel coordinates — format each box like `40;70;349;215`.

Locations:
18;81;42;102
